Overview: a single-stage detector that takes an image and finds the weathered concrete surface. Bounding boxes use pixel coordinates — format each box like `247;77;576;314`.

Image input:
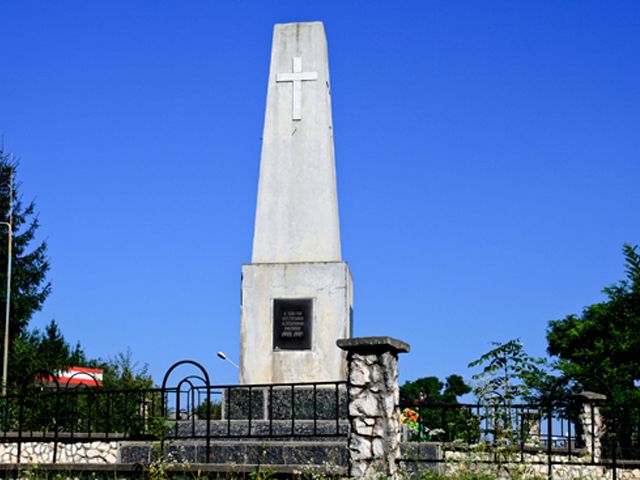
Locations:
241;261;352;384
252;22;341;264
337;337;410;354
240;21;350;385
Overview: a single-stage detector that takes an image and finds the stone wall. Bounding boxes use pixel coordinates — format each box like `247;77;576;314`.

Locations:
338;336;410;479
439;459;638;480
400;443;640;480
440;459;640;480
0;441;118;464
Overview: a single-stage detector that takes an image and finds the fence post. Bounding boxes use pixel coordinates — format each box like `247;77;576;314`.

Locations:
337;336;410;479
577;391;606;464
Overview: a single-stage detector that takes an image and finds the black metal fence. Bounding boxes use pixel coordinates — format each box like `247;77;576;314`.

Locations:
6;360;638;477
0;360;348;464
400;395;640;479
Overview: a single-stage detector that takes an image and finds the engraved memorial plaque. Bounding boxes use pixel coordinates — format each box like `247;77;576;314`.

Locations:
273;298;312;350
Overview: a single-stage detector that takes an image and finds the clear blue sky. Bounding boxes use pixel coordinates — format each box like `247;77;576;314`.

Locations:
1;1;638;387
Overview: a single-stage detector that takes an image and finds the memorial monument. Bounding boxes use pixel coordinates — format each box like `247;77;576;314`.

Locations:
240;22;353;384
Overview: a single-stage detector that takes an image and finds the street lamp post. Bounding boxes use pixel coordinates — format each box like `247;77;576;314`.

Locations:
216;351;239;370
0;169;12;396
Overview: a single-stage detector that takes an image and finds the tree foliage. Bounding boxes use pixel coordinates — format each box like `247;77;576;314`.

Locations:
97;349;153;389
0;151;52;384
12;320;86;384
469;338;547;404
400;374;472;442
547;243;640;402
466;340;553;475
0;151;51;341
401;374;470;405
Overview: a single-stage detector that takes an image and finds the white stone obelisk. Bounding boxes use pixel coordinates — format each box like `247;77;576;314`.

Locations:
240;22;353;384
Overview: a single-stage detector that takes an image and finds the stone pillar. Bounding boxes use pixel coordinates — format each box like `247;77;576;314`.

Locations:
337;336;410;479
577;391;606;463
522;410;542;447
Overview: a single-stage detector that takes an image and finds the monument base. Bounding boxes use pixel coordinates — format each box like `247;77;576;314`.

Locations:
219;384;348;420
240;261;353;384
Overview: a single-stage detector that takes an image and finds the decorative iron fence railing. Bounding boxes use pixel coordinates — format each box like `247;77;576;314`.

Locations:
167;382;348;440
1;385;165;442
400;396;640;478
401;401;583;451
5;358;637;477
0;361;348;464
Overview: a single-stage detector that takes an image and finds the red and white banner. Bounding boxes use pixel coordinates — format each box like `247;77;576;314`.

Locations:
38;366;104;387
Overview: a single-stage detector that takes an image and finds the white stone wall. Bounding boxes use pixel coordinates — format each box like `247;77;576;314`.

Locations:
438;458;640;480
439;460;635;480
0;441;118;464
415;447;640;480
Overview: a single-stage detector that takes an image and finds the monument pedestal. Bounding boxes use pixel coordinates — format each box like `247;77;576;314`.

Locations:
240;261;353;384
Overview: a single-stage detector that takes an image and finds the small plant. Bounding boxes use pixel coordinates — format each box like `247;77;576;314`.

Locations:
144;442;193;480
401;407;444;442
463;339;547;478
248;466;277;480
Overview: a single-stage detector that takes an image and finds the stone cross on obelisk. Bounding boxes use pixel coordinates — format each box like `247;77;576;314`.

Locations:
276;57;318;121
240;22;353;384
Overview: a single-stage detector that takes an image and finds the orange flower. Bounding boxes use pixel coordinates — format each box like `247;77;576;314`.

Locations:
401;408;419;423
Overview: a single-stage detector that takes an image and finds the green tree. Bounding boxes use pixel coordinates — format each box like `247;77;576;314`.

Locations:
0;150;51;384
467;340;548;477
469;339;546;405
547;244;640;460
547;243;640;403
401;375;472;442
98;349;153;389
83;351;158;437
12;320;86;384
401;374;470;405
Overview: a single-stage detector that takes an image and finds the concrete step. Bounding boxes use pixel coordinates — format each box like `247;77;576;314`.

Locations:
119;439;348;471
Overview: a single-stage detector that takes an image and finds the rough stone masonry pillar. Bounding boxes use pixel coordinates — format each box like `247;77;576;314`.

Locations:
577;391;607;463
337;336;410;479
